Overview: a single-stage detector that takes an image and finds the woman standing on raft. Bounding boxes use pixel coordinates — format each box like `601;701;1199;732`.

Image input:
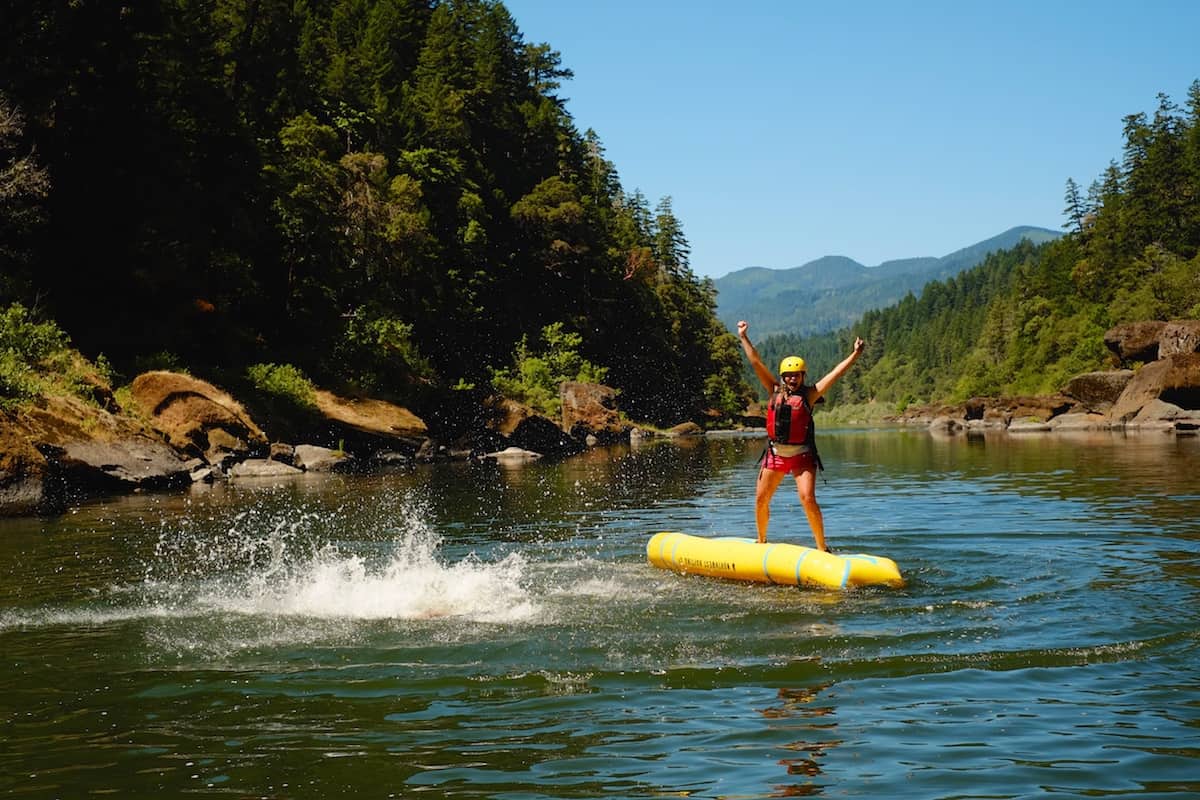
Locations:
737;320;866;550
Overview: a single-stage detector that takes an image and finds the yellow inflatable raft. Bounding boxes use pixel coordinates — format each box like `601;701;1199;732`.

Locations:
647;531;904;590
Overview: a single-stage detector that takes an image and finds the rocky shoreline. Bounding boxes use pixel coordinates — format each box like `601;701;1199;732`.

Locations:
0;369;694;517
885;320;1200;435
2;319;1198;517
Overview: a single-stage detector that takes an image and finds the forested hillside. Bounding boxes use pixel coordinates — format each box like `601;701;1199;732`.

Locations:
0;0;749;426
761;86;1200;408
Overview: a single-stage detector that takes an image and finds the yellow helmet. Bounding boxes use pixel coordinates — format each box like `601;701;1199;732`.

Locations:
779;356;806;375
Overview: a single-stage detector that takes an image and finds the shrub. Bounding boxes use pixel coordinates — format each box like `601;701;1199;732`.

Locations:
0;303;68;362
491;323;609;417
0;303;72;409
246;362;318;409
338;308;434;393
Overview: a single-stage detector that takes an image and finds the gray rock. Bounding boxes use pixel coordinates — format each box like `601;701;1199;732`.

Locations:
928;415;964;433
294;444;352;472
228;459;304;478
0;470;47;515
1049;412;1111;431
483;446;542;462
58;437;190;488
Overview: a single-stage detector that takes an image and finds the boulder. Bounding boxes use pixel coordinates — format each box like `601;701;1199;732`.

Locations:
1159;319;1200;358
665;421;703;437
483;396;583;455
312;390;429;455
1104;321;1166;364
1109;353;1200;425
0;419;50;515
229;459;304;478
269;442;296;465
129;371;268;464
1050;412;1111;432
965;394;1076;425
889;403;960;425
1;395;191;513
1063;371;1135;412
483;446;542;462
55;437;190;488
928;415;965;434
205;427;251;468
294;444;353;472
1126;398;1200;432
560;381;630;443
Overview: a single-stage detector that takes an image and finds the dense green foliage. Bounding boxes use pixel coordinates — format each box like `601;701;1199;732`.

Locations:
0;0;748;427
0;303;108;409
761;86;1200;408
490;322;608;417
245;362;319;410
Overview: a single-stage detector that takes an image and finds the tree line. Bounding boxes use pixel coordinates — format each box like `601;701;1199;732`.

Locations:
756;84;1200;409
0;0;749;427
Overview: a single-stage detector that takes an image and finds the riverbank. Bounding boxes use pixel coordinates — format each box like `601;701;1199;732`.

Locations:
4;320;1199;517
0;365;704;517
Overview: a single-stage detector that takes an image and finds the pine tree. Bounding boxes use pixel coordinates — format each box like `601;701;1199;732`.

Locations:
652;196;691;278
1063;177;1086;234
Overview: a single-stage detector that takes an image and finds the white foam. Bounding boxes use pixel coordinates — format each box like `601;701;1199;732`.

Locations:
8;491;546;632
193;545;541;623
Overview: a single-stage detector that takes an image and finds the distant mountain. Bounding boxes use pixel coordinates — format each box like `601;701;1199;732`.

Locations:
715;226;1062;338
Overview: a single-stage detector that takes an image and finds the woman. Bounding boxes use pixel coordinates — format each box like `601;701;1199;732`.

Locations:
737;320;865;549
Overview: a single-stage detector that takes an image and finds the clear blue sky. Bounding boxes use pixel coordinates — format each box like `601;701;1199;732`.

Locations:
502;0;1199;279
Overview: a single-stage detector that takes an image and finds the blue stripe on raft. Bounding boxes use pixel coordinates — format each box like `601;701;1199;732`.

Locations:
761;546;776;583
839;558;852;588
794;549;811;585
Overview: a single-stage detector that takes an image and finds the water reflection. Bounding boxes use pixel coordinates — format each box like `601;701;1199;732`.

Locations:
754;683;840;796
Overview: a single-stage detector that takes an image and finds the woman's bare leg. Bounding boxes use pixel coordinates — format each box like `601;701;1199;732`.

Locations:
754;468;787;543
795;468;827;551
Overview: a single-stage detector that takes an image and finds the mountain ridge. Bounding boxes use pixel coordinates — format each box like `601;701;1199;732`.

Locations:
714;225;1061;338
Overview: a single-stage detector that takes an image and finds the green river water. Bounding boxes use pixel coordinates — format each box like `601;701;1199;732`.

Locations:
1;428;1198;798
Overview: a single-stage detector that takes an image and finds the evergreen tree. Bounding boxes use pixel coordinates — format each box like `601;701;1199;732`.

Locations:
1063;177;1085;234
652;196;691;278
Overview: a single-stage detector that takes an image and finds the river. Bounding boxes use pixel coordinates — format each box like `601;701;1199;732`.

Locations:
1;428;1198;798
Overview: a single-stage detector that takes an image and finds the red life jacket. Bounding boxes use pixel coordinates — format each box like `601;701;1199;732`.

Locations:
766;390;813;446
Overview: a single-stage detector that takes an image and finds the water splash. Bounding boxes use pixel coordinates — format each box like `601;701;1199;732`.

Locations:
186;544;538;623
132;488;542;626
